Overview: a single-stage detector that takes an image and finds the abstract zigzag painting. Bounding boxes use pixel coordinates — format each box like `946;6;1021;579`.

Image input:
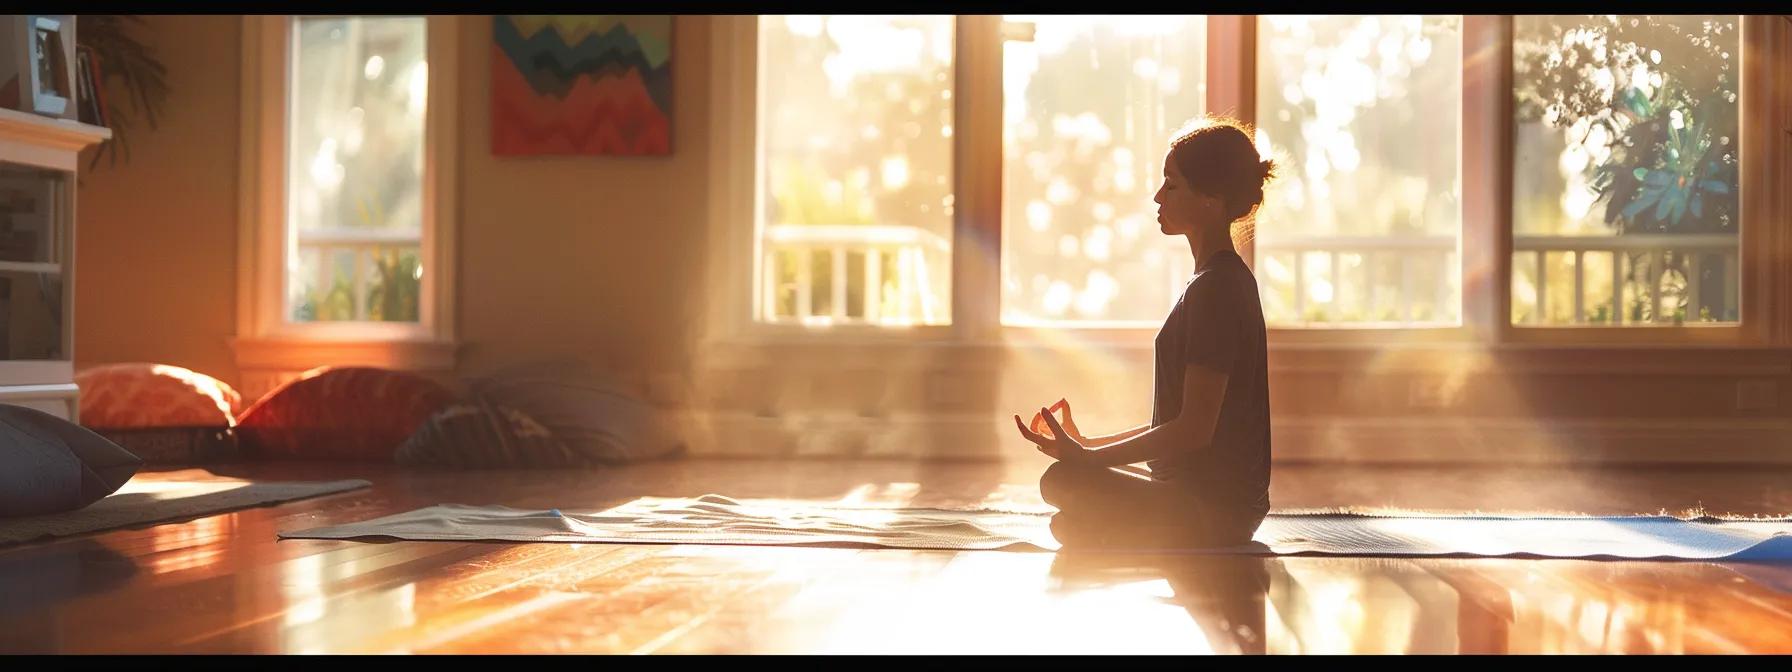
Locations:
491;15;672;156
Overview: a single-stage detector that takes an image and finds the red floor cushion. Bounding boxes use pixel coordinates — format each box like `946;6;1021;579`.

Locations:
75;363;242;429
235;366;457;461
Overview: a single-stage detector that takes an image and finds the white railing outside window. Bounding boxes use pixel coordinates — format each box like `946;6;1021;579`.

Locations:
1512;234;1737;325
1254;236;1458;326
757;229;1746;329
761;224;951;326
291;228;422;323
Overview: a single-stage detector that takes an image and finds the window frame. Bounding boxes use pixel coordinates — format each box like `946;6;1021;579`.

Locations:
707;15;1221;350
1491;15;1783;347
705;15;1792;355
235;15;458;373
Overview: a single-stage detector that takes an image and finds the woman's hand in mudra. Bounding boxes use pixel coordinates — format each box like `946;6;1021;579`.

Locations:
1028;398;1085;444
1015;407;1089;463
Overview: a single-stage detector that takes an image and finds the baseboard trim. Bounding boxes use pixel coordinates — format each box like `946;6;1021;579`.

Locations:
668;412;1792;466
1268;416;1792;466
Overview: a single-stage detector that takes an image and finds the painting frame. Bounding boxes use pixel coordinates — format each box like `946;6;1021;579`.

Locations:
490;15;673;157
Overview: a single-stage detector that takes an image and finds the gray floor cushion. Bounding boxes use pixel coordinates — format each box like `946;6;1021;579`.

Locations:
0;404;143;517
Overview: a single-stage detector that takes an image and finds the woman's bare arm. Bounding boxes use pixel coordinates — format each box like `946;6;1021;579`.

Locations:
1083;364;1229;468
1078;423;1151;448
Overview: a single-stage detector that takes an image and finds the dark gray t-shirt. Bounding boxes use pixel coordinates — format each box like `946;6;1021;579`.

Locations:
1146;249;1271;516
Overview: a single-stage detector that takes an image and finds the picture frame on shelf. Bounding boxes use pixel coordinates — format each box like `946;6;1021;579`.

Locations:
0;15;79;120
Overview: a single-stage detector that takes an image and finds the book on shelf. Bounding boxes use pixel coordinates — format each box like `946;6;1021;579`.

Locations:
74;46;107;128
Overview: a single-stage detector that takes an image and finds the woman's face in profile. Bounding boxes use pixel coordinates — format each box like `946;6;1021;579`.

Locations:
1154;156;1213;237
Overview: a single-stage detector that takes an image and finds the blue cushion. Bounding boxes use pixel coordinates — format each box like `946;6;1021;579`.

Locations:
0;404;143;517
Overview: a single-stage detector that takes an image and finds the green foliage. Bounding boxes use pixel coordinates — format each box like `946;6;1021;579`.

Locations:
769;158;876;227
368;248;420;322
77;15;171;171
294;268;355;322
293;247;420;322
1514;16;1738;234
1591;304;1611;324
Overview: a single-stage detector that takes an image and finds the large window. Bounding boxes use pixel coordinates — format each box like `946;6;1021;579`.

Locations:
1000;15;1207;327
1511;15;1740;326
239;15;455;349
728;15;1775;343
287;17;428;324
757;16;955;326
1255;16;1462;327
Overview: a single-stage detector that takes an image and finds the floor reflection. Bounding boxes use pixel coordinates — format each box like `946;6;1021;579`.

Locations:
0;539;141;615
142;515;237;575
1048;550;1271;654
0;539;141;653
1048;551;1792;654
276;545;424;654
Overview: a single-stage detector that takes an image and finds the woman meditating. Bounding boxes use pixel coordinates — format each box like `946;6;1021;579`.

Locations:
1015;116;1275;552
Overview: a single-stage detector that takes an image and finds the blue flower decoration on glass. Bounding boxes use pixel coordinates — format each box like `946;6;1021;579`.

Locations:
1622;117;1731;227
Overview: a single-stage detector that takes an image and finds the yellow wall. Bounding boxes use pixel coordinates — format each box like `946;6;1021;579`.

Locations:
454;15;712;380
76;14;244;382
76;15;715;386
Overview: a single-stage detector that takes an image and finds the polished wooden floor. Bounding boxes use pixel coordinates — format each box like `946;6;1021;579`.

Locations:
3;458;1791;654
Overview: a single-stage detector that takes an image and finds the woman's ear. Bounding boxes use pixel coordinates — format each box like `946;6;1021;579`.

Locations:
1200;192;1226;217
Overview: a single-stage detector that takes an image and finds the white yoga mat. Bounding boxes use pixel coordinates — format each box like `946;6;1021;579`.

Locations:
280;494;1792;562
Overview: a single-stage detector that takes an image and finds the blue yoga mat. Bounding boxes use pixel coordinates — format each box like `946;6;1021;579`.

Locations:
281;495;1792;562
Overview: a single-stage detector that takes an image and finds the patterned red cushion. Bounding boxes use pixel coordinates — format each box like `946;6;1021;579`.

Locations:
234;366;457;461
75;363;243;429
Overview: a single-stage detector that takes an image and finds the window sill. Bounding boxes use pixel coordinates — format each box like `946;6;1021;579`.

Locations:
231;335;459;371
696;331;1792;377
230;335;460;400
